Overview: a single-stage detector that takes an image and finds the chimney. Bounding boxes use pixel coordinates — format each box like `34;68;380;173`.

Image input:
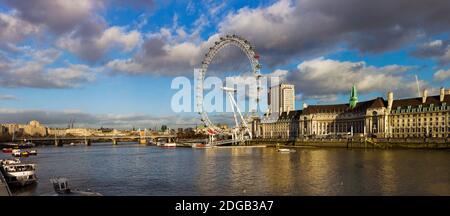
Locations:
440;87;445;102
387;91;394;109
422;89;428;104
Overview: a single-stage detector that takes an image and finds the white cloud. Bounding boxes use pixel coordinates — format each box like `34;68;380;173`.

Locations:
0;109;201;129
0;62;96;88
287;57;421;100
106;0;450;77
0;48;96;88
412;39;450;65
2;0;103;34
57;26;141;62
433;69;450;81
0;95;17;100
0;12;40;44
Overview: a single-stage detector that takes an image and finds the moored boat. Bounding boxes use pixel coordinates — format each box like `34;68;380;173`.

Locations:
160;142;176;147
50;177;102;196
0;160;37;186
277;148;296;153
20;151;29;157
12;149;21;157
2;148;13;153
19;142;35;149
28;150;37;156
192;143;211;148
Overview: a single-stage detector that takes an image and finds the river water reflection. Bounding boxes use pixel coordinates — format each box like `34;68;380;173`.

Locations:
1;143;449;196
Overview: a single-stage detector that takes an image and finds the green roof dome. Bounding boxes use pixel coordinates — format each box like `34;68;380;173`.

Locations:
349;85;358;109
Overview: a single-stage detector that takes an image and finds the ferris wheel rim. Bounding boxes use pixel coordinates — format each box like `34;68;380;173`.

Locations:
197;34;262;134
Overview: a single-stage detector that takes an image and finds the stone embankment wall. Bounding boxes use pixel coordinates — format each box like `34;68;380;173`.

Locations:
250;138;450;149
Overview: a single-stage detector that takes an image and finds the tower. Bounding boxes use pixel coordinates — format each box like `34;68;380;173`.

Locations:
268;83;295;116
349;85;358;109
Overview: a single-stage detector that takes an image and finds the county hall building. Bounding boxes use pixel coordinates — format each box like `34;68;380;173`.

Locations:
260;85;450;139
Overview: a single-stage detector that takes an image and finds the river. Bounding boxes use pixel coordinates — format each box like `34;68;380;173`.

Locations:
2;143;449;196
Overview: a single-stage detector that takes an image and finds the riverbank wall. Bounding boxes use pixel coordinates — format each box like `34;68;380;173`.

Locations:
0;171;11;196
249;138;450;149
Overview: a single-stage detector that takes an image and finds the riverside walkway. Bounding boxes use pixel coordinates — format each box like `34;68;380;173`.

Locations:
0;171;11;196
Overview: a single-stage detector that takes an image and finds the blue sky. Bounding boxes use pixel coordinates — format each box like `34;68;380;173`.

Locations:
0;0;449;128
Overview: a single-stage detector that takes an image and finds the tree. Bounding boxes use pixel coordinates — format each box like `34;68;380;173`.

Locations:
161;125;168;132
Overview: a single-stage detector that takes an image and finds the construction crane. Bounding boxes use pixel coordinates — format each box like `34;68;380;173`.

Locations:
67;118;75;129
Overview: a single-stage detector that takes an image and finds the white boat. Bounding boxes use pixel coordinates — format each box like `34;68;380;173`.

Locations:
0;159;21;165
159;142;177;147
50;177;102;196
277;148;296;153
0;160;37;186
12;149;20;153
70;143;75;146
12;149;21;157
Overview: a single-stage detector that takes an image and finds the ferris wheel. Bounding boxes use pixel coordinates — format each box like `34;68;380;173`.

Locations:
196;34;262;141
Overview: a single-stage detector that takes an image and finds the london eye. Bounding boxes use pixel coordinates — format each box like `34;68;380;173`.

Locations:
196;34;262;143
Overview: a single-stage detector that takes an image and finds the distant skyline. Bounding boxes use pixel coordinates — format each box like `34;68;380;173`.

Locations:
1;0;450;128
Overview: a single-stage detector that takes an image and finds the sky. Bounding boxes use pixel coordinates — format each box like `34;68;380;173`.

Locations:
0;0;450;129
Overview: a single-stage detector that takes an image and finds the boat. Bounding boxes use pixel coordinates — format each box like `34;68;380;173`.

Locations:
12;149;21;157
159;142;177;148
50;177;102;196
2;148;13;153
277;148;296;153
192;143;212;148
18;142;35;149
70;143;75;146
156;138;177;148
1;143;19;148
20;151;29;157
0;160;37;186
0;159;21;165
28;150;37;156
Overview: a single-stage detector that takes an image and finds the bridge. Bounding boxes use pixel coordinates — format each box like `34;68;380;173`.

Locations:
18;134;176;146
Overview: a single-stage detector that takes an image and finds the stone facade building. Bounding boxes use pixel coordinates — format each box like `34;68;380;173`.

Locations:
260;86;450;139
1;120;47;137
387;88;450;138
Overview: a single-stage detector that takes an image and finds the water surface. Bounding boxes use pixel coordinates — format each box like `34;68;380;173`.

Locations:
2;143;449;196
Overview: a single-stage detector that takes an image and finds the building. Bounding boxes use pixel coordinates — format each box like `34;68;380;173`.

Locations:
260;86;450;139
387;88;450;138
261;110;302;139
64;128;95;136
0;125;7;136
0;120;47;137
23;120;47;136
268;83;295;116
47;128;67;136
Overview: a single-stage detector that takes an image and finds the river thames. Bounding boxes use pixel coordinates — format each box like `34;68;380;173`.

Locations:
2;143;449;196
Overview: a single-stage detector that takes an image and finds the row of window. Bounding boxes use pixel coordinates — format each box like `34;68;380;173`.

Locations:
392;127;450;133
393;104;449;114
